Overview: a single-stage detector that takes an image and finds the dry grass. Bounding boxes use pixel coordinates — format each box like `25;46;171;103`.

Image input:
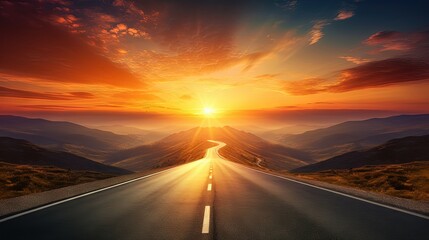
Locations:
219;146;262;167
0;162;117;200
294;161;429;201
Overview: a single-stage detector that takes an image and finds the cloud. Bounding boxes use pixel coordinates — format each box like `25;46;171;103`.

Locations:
112;91;161;101
334;10;354;21
180;94;193;100
290;29;429;94
0;86;68;100
0;86;95;100
274;0;298;11
308;8;355;45
284;78;330;95
241;52;271;72
238;31;303;71
117;48;128;54
18;105;87;110
68;92;95;99
365;31;400;45
364;30;429;53
309;20;329;45
2;0;301;81
339;56;370;64
113;0;125;7
124;0;254;75
109;23;150;39
364;31;408;51
255;74;279;79
285;58;429;95
330;58;429;92
0;1;142;88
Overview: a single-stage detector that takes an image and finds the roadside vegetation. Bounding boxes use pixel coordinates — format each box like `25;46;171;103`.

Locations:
0;162;116;199
294;161;429;201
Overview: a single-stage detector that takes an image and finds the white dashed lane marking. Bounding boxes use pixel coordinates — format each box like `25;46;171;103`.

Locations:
202;206;210;233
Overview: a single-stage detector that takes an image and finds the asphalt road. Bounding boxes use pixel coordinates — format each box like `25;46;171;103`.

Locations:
1;141;428;240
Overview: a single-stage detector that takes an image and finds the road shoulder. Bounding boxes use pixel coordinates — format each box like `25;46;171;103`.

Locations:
221;158;429;217
0;167;175;219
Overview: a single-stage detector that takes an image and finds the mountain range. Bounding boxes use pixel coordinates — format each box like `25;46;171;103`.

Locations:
292;135;429;173
2;114;429;174
106;126;314;172
277;114;429;160
0;137;129;174
0;115;150;161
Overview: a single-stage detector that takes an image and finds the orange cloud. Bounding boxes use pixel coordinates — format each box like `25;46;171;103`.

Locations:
334;10;354;21
284;78;330;95
0;1;142;88
112;91;161;101
285;58;429;95
68;92;95;99
180;95;193;100
364;31;429;53
255;74;279;80
339;56;371;64
17;105;87;110
0;86;95;100
331;58;429;92
309;20;329;45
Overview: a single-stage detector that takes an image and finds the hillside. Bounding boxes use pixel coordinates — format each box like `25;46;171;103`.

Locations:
0;137;130;174
0;162;117;199
0;115;147;161
292;135;429;173
92;124;166;143
294;161;429;201
280;114;429;160
106;139;217;171
107;126;313;172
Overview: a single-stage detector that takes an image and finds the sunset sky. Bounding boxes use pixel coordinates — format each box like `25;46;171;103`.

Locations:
1;0;428;129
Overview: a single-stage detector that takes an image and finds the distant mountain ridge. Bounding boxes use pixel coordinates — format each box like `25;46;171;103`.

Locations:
106;134;217;171
280;114;429;160
292;135;429;173
0;115;147;161
92;124;166;142
107;126;314;171
0;137;130;174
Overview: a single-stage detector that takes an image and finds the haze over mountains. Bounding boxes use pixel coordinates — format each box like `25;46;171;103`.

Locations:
292;135;429;173
0;115;312;172
0;115;151;161
92;124;166;142
0;137;129;174
275;114;429;160
107;126;313;171
2;114;429;174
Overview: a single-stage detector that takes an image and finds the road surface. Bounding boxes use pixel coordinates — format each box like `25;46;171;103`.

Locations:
1;141;428;240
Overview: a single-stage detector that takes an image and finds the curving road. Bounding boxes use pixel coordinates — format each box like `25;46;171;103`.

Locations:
1;141;428;240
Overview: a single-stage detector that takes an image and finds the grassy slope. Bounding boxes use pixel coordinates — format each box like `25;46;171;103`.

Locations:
0;162;117;200
293;161;429;201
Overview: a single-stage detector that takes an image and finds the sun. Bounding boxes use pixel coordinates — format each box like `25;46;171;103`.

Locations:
203;107;215;117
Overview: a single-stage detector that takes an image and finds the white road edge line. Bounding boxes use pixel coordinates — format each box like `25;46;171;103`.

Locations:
245;165;429;220
215;150;429;220
202;206;210;233
0;167;176;223
207;183;212;191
